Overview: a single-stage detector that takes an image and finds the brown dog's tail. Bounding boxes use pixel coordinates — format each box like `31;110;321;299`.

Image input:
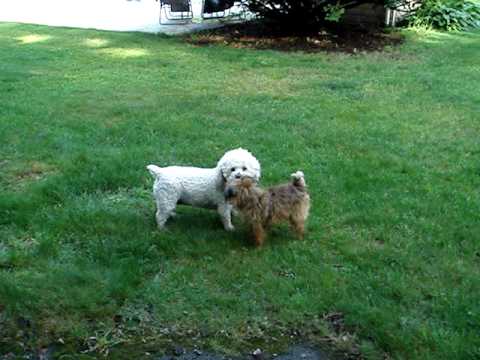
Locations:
291;171;306;189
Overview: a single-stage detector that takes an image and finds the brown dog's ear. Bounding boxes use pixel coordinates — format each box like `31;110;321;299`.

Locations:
241;177;254;188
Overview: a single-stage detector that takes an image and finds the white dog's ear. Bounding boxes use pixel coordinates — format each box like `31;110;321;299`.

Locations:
217;151;234;180
220;167;229;181
252;160;261;182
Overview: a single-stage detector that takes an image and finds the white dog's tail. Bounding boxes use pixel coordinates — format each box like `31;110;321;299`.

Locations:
291;171;306;189
147;164;163;178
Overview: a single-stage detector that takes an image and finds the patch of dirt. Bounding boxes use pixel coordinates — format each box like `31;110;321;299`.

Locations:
1;312;370;359
322;313;364;360
15;161;54;182
186;22;404;53
323;312;347;335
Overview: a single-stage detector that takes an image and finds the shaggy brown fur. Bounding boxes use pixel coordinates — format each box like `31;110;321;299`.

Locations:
225;171;310;247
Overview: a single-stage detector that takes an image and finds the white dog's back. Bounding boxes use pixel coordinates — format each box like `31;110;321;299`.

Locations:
147;165;216;180
147;164;223;210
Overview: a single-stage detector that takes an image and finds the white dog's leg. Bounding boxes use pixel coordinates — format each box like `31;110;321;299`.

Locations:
218;202;234;231
155;210;168;229
155;199;177;230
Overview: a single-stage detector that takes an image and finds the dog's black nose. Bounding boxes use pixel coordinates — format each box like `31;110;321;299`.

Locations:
235;173;242;179
224;187;236;199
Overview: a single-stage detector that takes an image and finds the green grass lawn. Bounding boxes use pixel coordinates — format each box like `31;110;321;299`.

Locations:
0;23;479;359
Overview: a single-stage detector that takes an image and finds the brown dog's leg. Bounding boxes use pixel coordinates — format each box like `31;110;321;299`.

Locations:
290;218;305;239
252;223;266;247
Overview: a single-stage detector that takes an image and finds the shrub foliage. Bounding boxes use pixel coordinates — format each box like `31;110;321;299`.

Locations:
239;0;394;32
238;0;480;32
409;0;480;30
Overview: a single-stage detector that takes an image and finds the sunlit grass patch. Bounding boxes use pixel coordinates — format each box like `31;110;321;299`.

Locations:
84;37;110;48
16;34;51;44
100;47;150;58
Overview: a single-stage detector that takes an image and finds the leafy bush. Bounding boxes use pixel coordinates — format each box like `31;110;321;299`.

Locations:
409;0;480;30
239;0;391;33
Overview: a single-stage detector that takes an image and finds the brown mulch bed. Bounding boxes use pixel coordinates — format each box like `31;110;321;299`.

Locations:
185;21;404;53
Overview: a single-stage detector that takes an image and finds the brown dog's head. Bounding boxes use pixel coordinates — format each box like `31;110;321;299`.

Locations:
224;177;256;205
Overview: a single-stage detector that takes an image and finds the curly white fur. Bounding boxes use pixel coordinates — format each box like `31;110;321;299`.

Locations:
147;148;261;231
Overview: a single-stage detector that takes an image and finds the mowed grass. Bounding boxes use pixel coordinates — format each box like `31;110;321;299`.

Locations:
0;23;479;359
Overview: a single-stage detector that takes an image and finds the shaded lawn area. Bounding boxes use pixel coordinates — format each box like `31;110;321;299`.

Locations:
0;23;479;359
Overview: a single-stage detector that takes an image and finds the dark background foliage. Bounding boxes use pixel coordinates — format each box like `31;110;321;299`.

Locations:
239;0;393;32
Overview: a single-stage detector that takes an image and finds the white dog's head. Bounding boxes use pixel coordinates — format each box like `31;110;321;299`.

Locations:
217;148;261;183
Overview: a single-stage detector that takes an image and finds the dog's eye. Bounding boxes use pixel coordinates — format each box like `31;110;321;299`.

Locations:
231;167;236;172
242;166;247;171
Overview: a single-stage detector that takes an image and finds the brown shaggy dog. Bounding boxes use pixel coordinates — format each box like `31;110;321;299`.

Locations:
224;171;310;247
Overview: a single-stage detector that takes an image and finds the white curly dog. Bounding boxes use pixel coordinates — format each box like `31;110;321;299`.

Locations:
147;148;261;231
